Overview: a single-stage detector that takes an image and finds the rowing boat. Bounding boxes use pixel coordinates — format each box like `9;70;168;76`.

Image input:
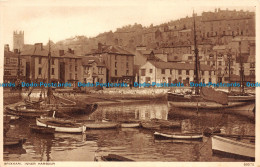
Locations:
94;154;134;161
4;137;27;147
141;121;160;130
84;122;119;129
36;117;86;133
119;120;140;128
154;131;203;140
212;135;255;159
29;124;55;134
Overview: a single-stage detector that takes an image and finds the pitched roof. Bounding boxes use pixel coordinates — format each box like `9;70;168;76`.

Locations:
82;56;106;67
88;45;134;56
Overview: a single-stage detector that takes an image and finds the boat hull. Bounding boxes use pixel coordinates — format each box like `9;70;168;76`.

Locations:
84;122;119;129
212;135;255;159
36;118;85;133
154;132;203;140
120;123;140;128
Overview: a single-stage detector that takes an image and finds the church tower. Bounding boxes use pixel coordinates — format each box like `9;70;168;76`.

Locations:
13;31;24;51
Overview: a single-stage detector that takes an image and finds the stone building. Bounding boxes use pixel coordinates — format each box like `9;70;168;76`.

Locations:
85;43;135;85
13;31;24;51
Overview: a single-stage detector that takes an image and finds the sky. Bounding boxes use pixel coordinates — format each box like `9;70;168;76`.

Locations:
0;0;256;50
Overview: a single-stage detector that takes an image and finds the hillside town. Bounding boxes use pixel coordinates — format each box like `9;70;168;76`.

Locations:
4;9;255;88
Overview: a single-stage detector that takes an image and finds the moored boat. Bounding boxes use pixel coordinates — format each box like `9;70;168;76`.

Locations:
151;118;181;128
141;121;160;130
29;124;55;134
212;135;255;160
119;120;140;128
36;117;86;133
4;137;27;147
94;154;134;161
84;122;119;129
154;131;203;140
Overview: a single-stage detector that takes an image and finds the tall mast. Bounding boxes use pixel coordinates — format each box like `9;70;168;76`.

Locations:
239;41;244;94
47;39;51;104
193;11;200;95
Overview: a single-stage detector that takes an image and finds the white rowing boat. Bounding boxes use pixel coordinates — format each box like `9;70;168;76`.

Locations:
212;135;255;159
154;131;203;140
36;117;86;133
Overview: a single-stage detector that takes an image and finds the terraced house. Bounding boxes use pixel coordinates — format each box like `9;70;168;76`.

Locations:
139;61;215;86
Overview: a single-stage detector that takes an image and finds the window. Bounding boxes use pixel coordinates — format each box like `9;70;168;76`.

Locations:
218;61;222;66
250;70;255;76
115;70;117;76
51;68;54;75
178;70;182;75
39;57;42;64
115;62;117;68
126;70;129;75
150;69;153;73
52;59;54;65
170;69;172;75
186;70;189;75
70;73;72;79
70;65;72;71
126;62;129;68
75;66;77;72
209;78;212;82
161;69;165;74
250;63;255;68
38;68;42;75
115;55;117;60
201;71;204;76
141;69;146;76
75;73;77;80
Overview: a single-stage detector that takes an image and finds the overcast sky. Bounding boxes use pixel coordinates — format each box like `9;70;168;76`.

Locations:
0;0;256;49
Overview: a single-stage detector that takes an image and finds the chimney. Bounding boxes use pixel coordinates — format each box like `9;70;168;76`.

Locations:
35;43;43;50
98;43;103;53
14;49;19;54
59;50;65;56
4;44;10;52
68;48;74;54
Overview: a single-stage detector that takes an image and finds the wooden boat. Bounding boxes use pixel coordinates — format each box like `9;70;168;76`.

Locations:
119;120;140;128
154;131;203;140
94;154;134;161
84;122;119;129
36;117;86;133
29;124;55;134
151;118;181;128
141;121;160;130
212;135;255;159
4;137;27;147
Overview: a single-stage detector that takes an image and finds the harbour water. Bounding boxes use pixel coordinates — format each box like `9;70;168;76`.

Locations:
4;100;255;161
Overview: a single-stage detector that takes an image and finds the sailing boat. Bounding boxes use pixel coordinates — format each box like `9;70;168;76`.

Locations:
6;41;98;118
167;12;255;118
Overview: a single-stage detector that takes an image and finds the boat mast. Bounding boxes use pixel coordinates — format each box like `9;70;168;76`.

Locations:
47;40;51;104
239;41;244;94
227;49;231;93
193;11;200;95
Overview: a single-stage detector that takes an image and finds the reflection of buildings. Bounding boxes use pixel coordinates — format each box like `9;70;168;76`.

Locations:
90;102;168;120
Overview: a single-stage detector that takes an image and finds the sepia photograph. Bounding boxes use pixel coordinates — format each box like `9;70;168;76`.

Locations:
0;0;259;166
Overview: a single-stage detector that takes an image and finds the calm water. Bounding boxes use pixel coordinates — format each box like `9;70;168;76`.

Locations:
4;100;255;161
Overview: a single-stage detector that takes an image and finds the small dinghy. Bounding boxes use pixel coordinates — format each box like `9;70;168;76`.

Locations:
84;122;119;129
29;124;55;134
212;135;255;160
36;117;86;133
141;121;160;130
4;137;27;147
151;119;181;128
154;131;203;140
95;154;134;161
119;120;140;128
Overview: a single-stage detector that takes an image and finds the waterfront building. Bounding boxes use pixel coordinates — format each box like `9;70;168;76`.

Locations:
139;61;215;86
82;56;107;84
4;45;26;83
85;43;135;85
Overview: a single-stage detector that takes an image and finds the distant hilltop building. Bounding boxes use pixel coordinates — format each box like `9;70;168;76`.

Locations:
13;30;24;51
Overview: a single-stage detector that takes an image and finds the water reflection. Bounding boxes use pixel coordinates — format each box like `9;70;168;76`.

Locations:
3;100;255;161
